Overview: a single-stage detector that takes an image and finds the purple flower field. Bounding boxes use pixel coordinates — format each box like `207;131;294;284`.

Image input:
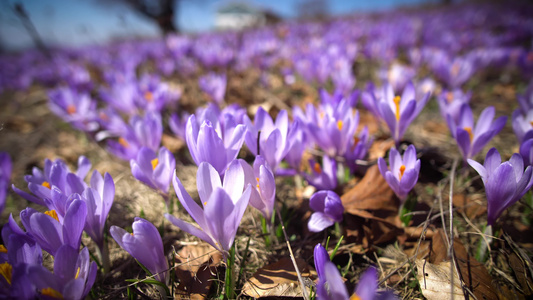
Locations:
1;2;533;299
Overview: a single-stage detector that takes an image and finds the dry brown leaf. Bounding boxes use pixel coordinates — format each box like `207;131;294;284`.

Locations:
415;260;464;300
427;229;499;299
241;257;316;298
452;194;486;219
368;138;395;161
174;244;223;299
344;209;404;251
161;133;184;153
341;165;398;213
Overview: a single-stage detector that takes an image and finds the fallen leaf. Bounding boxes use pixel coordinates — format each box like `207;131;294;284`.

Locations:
174;244;223;299
241;257;316;298
341;165;397;213
415;260;464;300
451;194;486;219
367;138;395;161
161;133;184;153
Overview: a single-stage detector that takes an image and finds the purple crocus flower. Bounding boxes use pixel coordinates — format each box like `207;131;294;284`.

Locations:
28;246;97;300
344;126;372;172
165;160;251;257
239;156;276;222
83;171;115;250
520;135;533;166
198;72;227;104
94;107;129;141
511;108;533;143
468;148;533;225
186;115;246;175
304;156;338;191
0;152;12;215
130;146;175;201
19;199;87;256
517;80;533;114
314;243;396;300
308;190;344;232
12;156;91;207
446;104;506;160
107;111;163;161
110;218;169;284
437;89;472;123
377;82;430;145
48;87;99;132
378;145;420;202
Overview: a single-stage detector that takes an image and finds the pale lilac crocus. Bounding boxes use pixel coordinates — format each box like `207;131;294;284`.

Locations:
304;156;338;191
378;145;420;202
314;244;396;300
198;72;227;104
130;146;175;202
468;148;533;225
377;82;430;145
239;156;276;222
446;104;506;160
0;152;12;215
186;115;246;175
165;161;251;257
28;246;97;300
308;190;344;232
48;87;99;132
110;218;169;284
437;89;472;123
520;134;533;166
19;199;87;256
83;171;115;250
511;108;533;143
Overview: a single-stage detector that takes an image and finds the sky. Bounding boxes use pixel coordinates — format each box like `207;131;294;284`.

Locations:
0;0;439;51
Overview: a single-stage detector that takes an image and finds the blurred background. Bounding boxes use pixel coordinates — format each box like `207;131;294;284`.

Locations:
0;0;445;52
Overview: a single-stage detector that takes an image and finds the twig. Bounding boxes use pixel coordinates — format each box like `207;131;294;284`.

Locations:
449;158;457;300
275;208;309;300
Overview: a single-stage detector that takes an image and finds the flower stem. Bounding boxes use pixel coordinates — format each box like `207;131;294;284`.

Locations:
399;194;417;227
261;215;271;247
98;241;111;274
224;243;236;300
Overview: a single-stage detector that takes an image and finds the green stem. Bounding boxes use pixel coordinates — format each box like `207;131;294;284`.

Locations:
399;194;417;227
261;215;271;247
98;240;111;274
475;224;493;263
224;243;236;300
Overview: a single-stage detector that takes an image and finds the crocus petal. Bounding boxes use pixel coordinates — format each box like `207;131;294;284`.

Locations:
313;244;330;280
76;156;91;179
485;163;517;225
473;106;495;137
483;148;501;175
173;173;208;229
222;160;245;204
165;213;217;250
467;159;487;183
308;212;334;232
197;162;222;205
320;261;350;299
354;267;379;300
63;200;87;250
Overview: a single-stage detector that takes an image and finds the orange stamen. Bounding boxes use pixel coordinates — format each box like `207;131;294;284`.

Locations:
349;294;361;300
446;92;454;103
0;245;7;253
337;120;343;131
41;287;64;299
530;121;533;128
42;181;51;189
394;96;401;121
144;91;154;102
399;165;406;181
151;158;159;170
44;210;59;222
0;262;12;285
118;137;129;148
451;62;460;77
66;104;76;115
313;162;322;174
463;126;473;142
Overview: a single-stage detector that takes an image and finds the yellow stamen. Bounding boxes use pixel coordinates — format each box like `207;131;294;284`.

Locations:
203;202;207;206
463;126;473;142
530;121;533;127
151;158;159;170
399;165;406;181
41;287;64;299
337;120;343;131
0;245;7;253
45;210;60;222
66;104;76;115
349;294;361;300
144;91;154;102
0;262;12;285
118;137;129;148
75;267;81;280
313;162;322;174
42;181;51;189
319;112;325;120
394;96;401;121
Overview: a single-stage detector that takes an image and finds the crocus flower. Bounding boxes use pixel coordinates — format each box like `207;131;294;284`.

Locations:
446;104;506;160
304;156;338;191
83;171;115;250
0;152;12;215
520;135;533;166
468;148;533;225
378;145;420;202
186;115;246;175
19;199;87;256
314;244;396;300
344;126;372;172
377;82;429;145
437;89;472;123
110;218;169;284
165;160;251;257
28;246;97;300
239;156;276;222
511;108;533;143
308;190;344;232
198;72;227;104
130;146;175;200
48;87;99;132
12;156;91;207
517;79;533;113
